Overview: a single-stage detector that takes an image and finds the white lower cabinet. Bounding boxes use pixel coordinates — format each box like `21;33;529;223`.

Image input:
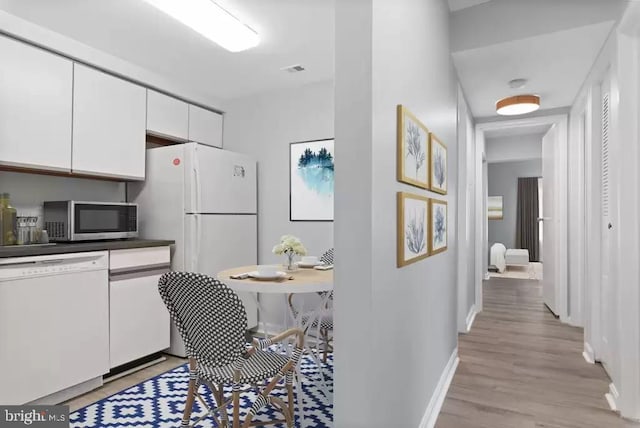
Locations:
109;247;170;368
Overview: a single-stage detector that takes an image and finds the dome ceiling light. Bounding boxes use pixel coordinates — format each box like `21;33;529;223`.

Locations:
496;94;540;116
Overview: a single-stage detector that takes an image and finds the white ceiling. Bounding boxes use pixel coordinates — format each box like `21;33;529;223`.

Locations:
484;124;551;139
452;0;627;119
0;0;335;102
448;0;492;12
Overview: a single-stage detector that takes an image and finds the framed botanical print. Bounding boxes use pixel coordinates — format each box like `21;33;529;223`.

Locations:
397;105;430;189
488;196;504;220
290;138;335;221
429;198;448;255
429;133;447;194
397;192;429;267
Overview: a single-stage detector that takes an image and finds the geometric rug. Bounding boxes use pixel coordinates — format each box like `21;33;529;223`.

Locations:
69;352;333;428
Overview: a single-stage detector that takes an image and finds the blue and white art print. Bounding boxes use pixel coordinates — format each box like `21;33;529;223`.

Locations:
397;105;430;189
430;133;447;194
397;192;429;267
429;199;448;255
290;139;334;221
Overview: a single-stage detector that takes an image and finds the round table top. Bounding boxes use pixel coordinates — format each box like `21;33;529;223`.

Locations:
217;265;333;294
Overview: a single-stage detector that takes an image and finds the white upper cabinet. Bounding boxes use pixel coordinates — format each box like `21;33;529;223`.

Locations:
188;104;223;148
72;64;146;180
0;37;73;171
147;90;189;141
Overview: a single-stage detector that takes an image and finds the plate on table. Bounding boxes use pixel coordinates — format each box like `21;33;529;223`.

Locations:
248;271;288;280
296;262;324;268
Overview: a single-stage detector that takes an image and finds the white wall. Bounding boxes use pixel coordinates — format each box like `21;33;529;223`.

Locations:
487;160;542;250
0;171;125;226
485;134;543;163
335;0;458;426
223;80;334;328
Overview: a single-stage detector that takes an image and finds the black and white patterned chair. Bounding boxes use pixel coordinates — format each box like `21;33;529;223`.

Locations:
158;272;304;428
288;248;334;362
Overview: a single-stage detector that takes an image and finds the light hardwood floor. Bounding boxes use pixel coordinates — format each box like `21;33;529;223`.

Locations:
64;356;186;412
436;277;640;428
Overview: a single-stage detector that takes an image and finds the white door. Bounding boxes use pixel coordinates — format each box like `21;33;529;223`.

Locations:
109;273;170;368
185;214;258;328
72;64;146;180
599;80;615;377
542;124;558;315
0;36;73;172
185;144;257;214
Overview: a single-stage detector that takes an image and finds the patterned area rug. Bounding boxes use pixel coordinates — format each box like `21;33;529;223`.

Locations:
489;262;543;280
70;352;333;428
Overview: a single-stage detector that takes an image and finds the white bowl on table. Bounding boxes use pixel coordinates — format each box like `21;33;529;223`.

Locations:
249;265;286;280
297;256;323;268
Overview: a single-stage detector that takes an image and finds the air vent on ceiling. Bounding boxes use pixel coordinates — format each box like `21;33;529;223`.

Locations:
281;64;306;73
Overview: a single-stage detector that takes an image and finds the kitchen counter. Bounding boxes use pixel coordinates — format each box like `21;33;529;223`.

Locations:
0;239;175;258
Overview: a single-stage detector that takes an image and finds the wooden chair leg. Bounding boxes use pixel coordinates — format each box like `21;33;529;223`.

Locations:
233;381;240;428
216;383;229;428
182;358;198;428
320;328;330;363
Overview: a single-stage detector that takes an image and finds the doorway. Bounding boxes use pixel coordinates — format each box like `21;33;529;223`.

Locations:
474;115;569;319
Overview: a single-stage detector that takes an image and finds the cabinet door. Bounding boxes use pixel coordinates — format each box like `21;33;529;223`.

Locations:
188;104;223;148
72;64;146;180
0;36;73;172
147;90;189;141
110;273;170;368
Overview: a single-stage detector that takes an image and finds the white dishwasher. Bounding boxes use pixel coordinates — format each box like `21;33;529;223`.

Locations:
0;251;109;405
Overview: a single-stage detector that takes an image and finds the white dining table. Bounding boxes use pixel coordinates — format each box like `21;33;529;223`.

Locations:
217;265;333;427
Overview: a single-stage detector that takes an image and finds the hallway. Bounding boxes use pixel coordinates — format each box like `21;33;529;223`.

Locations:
436;278;640;428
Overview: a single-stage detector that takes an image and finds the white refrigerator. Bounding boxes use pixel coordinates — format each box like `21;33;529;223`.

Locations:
129;142;258;357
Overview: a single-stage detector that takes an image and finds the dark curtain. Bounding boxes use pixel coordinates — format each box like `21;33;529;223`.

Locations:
516;177;539;262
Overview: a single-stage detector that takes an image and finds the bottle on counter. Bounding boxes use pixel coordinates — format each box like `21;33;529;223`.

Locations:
0;193;17;246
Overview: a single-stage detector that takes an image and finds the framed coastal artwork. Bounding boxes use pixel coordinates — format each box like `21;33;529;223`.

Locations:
397;192;429;267
488;196;504;220
429;133;447;194
397;105;430;189
428;198;448;255
290;138;335;221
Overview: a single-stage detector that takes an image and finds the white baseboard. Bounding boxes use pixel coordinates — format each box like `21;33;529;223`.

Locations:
464;305;477;333
605;382;620;412
419;347;459;428
583;342;595;364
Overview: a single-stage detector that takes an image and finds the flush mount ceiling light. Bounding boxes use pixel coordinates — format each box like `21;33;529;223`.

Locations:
143;0;259;52
496;95;540;116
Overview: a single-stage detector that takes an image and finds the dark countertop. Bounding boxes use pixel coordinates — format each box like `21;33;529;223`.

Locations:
0;239;175;258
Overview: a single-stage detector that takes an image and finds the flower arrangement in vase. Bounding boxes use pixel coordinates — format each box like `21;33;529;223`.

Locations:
272;235;307;271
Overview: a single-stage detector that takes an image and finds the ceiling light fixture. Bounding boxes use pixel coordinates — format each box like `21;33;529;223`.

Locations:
143;0;259;52
496;95;540;116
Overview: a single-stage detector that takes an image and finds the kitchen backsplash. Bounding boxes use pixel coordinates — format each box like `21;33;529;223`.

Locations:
0;171;126;227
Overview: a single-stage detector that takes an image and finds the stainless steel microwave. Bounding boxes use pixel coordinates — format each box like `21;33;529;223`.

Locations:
43;201;138;241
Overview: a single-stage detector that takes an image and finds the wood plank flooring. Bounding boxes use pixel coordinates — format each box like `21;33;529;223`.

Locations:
436;277;639;428
64;356;186;412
